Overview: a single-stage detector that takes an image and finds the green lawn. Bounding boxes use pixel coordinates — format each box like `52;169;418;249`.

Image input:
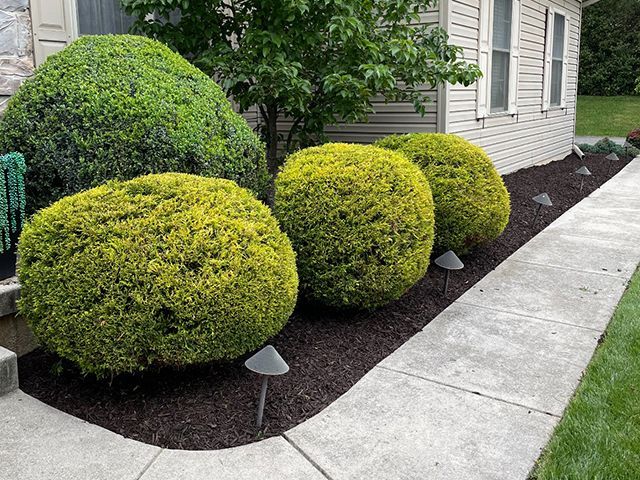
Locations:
576;96;640;137
532;266;640;480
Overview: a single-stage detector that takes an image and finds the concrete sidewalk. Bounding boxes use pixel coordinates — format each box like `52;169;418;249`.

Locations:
1;159;639;480
575;135;626;146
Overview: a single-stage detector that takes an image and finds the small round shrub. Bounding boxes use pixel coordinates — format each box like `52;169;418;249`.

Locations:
17;173;298;378
578;137;640;157
274;143;435;310
0;35;267;212
375;133;510;254
626;128;640;150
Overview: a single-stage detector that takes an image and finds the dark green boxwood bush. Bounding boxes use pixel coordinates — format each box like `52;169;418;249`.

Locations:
274;143;435;310
18;173;298;378
375;133;510;254
0;35;267;212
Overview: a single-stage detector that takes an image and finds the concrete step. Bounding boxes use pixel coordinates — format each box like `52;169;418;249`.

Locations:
0;345;18;395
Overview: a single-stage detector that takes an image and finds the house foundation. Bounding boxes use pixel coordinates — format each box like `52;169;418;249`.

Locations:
0;0;33;112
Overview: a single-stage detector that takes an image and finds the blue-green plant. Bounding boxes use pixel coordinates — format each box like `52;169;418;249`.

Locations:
0;152;26;252
578;138;640;157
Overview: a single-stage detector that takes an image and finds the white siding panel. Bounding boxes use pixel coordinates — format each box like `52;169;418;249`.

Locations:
447;0;582;173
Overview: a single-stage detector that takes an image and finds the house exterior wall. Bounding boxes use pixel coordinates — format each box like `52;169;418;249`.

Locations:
445;0;582;173
1;0;584;175
0;0;34;113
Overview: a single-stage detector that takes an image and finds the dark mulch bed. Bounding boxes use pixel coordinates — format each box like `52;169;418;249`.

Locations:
18;153;632;450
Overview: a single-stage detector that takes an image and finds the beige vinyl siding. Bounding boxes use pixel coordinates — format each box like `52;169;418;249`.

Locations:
241;106;261;131
446;0;581;173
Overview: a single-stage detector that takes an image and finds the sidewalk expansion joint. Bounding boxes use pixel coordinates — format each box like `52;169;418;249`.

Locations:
282;433;335;480
376;365;561;419
135;448;164;480
534;229;640;249
535;229;636;246
453;300;604;333
509;259;631;279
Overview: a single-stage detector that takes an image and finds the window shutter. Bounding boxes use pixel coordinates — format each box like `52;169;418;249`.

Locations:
542;8;554;111
507;0;521;114
560;15;570;108
477;0;493;119
31;0;77;66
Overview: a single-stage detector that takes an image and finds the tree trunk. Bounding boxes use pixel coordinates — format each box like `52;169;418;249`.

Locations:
265;104;279;176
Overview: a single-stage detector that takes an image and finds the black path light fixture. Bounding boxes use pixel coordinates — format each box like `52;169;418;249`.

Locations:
605;152;619;176
245;345;289;429
532;193;553;228
575;166;591;193
434;250;464;297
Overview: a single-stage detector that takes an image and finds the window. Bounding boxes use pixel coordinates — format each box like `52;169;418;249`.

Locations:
543;9;570;110
490;0;512;113
550;13;565;106
477;0;521;118
77;0;135;36
31;0;181;66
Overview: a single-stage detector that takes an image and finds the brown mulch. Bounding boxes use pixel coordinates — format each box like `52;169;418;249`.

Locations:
17;153;632;450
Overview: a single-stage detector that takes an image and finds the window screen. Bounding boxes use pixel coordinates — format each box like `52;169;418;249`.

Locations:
490;0;513;113
77;0;136;36
550;13;565;107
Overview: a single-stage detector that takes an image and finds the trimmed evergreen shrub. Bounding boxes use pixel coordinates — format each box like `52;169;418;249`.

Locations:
18;173;298;378
274;143;435;310
375;133;510;254
0;35;268;212
578;137;640;157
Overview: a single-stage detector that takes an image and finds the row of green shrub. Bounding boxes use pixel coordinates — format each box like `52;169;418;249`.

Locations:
579;0;640;96
6;35;511;378
18;138;509;377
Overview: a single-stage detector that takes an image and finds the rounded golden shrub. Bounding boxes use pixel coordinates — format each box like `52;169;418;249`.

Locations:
375;133;510;254
274;143;435;310
18;173;298;377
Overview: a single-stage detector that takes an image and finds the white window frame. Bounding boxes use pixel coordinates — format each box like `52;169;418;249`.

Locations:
477;0;522;119
542;7;570;111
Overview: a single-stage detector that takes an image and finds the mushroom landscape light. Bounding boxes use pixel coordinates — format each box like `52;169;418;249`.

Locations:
532;193;553;228
434;250;464;297
575;166;592;193
605;153;619;175
245;345;290;429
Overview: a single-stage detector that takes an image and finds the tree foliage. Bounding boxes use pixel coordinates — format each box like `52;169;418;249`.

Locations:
579;0;640;96
120;0;481;170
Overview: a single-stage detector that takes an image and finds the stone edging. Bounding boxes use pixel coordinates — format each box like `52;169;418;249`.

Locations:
0;277;20;317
